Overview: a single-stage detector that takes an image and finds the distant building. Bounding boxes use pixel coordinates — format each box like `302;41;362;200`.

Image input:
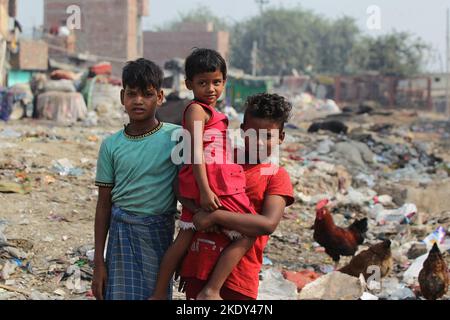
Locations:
43;0;149;75
144;22;230;67
0;0;18;86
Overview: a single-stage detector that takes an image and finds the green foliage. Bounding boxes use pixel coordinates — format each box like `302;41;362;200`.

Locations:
158;4;231;32
159;5;430;77
231;7;319;75
348;32;430;77
230;7;362;76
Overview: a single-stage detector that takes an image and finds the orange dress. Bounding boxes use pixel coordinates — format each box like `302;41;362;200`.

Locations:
178;101;256;238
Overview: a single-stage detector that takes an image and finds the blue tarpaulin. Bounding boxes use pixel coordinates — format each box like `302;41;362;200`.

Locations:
0;88;13;121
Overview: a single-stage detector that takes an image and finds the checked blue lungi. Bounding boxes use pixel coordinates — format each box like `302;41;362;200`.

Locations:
105;205;175;300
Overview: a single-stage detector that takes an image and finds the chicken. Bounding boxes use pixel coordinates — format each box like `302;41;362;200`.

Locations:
418;243;449;300
313;199;368;269
339;239;393;280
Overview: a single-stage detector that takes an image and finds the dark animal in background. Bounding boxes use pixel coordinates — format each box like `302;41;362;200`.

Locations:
342;106;353;113
308;121;348;135
357;104;374;115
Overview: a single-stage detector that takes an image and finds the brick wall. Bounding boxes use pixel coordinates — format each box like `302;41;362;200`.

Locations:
44;0;145;75
10;40;49;70
128;0;143;60
143;30;230;68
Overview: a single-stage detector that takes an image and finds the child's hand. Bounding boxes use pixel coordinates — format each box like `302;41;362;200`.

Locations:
199;189;221;212
193;210;221;234
92;262;107;300
193;210;213;231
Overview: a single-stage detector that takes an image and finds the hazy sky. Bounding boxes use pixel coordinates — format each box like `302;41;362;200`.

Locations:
18;0;450;71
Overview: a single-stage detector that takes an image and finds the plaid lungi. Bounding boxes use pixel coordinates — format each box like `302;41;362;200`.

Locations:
105;205;175;300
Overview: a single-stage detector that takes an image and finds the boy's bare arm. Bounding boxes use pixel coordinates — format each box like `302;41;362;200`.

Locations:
193;195;288;237
94;187;112;263
92;186;112;300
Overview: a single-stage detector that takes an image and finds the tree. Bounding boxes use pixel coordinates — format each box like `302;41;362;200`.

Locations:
158;5;430;77
349;32;430;77
231;7;320;75
316;16;361;74
230;7;361;76
158;5;231;32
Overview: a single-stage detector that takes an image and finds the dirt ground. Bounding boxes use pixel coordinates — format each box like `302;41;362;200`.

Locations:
0;109;449;300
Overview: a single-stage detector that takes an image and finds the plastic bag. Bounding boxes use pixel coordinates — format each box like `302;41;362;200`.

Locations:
370;203;417;225
422;226;446;248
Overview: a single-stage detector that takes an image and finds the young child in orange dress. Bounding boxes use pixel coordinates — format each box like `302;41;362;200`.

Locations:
150;48;257;300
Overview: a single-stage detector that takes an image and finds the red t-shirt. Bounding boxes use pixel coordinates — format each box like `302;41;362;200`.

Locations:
180;163;295;299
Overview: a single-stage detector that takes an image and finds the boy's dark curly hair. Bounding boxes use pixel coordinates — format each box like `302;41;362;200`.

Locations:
185;48;227;81
122;58;164;92
243;93;292;129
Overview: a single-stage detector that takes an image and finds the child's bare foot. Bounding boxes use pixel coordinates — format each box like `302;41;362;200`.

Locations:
196;288;223;300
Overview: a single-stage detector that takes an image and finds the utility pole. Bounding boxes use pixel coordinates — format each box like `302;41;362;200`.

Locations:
251;41;258;77
255;0;270;13
254;0;269;76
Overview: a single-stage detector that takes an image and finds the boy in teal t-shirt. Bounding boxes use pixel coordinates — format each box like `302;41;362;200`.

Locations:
92;58;180;300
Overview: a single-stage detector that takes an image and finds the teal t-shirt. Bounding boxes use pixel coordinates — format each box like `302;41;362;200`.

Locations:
95;122;181;216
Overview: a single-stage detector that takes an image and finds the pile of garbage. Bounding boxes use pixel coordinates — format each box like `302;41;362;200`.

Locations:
0;222;94;300
0;106;449;300
258;110;450;300
0;122;106;300
288;93;342;123
0;61;125;127
0;85;34;122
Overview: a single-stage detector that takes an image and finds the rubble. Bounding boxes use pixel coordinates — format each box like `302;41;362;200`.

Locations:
0;105;449;300
258;269;298;300
282;269;321;291
407;243;428;259
298;272;364;300
263;109;450;300
376;277;416;300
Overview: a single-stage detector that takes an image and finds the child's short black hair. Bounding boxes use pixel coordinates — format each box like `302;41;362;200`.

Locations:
122;58;164;92
185;48;227;81
243;93;292;129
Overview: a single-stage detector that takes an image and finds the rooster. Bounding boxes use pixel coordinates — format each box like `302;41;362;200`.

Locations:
313;199;368;269
339;239;393;280
418;243;449;300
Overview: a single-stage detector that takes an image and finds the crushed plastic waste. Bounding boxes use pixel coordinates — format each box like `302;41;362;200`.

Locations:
369;203;417;225
422;226;446;249
258;269;298;300
1;102;450;300
51;159;84;177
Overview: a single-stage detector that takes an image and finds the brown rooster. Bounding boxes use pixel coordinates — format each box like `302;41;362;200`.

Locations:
418;243;449;300
313;199;368;269
339;239;393;280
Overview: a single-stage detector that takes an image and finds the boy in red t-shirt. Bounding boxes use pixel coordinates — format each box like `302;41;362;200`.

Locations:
180;93;295;300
